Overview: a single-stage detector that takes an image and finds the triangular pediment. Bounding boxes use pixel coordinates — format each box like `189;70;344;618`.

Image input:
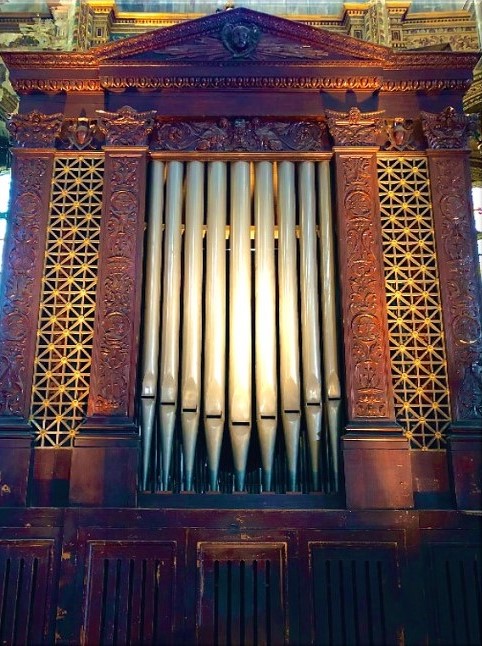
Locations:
93;7;390;65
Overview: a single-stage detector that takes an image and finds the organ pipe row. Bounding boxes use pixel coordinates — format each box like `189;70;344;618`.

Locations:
141;159;341;493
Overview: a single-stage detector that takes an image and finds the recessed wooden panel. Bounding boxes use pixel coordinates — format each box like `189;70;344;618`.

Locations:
197;542;287;646
424;543;482;646
0;539;56;645
310;542;401;646
82;541;176;645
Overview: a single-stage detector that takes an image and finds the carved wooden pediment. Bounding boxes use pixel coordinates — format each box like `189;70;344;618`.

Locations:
93;8;390;65
1;7;477;97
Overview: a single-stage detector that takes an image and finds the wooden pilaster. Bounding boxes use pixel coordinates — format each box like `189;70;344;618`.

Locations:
327;108;413;509
69;106;155;506
423;108;482;510
0;111;62;505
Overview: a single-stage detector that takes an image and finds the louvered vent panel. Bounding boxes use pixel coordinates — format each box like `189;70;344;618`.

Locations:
83;542;176;645
311;543;401;646
0;540;55;645
425;544;482;646
197;543;286;645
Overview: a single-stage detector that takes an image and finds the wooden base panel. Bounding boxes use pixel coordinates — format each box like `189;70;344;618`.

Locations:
0;508;480;645
449;430;482;511
69;431;139;507
0;432;32;507
343;435;414;509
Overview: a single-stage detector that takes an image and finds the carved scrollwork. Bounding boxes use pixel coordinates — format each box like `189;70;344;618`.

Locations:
421;107;477;150
96;106;156;147
326;107;384;147
339;155;391;418
0;157;49;415
429;155;482;420
153;117;329;152
7;110;63;148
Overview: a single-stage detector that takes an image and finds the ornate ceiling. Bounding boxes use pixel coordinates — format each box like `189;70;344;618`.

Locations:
0;0;473;15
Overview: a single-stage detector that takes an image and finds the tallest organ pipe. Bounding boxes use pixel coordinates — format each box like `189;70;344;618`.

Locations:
229;161;252;491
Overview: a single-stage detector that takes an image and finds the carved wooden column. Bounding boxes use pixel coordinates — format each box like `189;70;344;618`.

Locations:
423;108;482;510
327;108;413;509
0;111;62;506
69;106;155;507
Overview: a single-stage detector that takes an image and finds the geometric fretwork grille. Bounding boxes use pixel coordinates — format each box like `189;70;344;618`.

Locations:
30;155;103;447
378;155;451;449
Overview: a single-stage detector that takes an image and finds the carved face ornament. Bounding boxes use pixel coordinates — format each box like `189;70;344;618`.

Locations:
221;21;260;57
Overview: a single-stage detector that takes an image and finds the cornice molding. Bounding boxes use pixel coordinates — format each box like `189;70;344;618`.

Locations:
8;74;473;96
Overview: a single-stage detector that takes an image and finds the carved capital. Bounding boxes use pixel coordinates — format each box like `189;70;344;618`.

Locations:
421;107;476;150
153;117;329;152
326;107;384;146
96;106;156;147
7;110;63;148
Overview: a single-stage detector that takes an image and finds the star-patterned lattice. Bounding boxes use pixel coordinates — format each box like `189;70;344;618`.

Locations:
30;156;104;447
378;155;451;449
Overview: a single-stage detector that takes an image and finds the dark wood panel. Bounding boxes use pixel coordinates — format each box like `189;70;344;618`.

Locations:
310;541;402;646
197;542;287;646
82;541;177;646
0;539;57;645
424;543;482;646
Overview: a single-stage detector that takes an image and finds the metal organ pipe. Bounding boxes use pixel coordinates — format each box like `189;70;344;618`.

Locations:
204;162;227;491
317;161;341;486
277;161;301;491
159;161;183;490
140;157;340;493
141;160;164;490
299;162;323;490
181;161;204;491
229;161;252;492
254;162;277;491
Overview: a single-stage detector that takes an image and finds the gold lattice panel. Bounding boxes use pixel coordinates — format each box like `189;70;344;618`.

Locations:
30;156;103;447
378;156;451;449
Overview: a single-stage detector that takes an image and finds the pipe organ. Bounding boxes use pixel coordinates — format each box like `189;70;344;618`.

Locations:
0;8;481;644
141;159;341;493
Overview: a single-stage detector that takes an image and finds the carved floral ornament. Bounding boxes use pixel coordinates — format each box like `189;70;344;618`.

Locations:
421;106;477;150
96;106;157;147
6;107;476;152
7;110;63;148
325;107;385;147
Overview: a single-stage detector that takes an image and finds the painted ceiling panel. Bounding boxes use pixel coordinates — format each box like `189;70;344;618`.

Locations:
0;0;470;14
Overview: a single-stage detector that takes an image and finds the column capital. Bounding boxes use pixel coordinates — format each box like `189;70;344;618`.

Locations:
7;110;63;149
326;107;384;147
421;107;477;150
96;105;156;147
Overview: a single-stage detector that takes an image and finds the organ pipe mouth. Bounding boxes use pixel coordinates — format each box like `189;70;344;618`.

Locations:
141;159;341;494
